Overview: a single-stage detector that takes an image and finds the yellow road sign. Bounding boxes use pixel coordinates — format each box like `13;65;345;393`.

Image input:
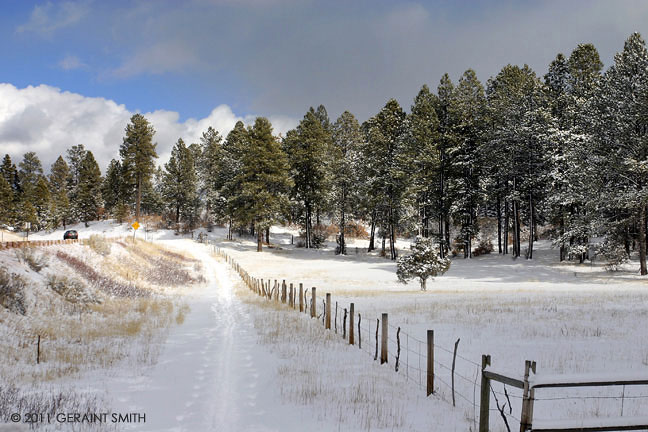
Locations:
132;221;140;230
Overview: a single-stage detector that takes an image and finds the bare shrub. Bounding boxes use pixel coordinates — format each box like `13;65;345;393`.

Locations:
0;266;27;315
15;246;48;272
56;251;150;298
87;234;111;256
344;221;369;239
47;274;100;304
473;238;494;256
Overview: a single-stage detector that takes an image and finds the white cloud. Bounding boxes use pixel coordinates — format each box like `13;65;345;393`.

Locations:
58;55;86;70
16;1;89;35
0;83;297;173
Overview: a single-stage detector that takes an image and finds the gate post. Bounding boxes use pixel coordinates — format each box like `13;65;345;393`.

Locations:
479;354;491;432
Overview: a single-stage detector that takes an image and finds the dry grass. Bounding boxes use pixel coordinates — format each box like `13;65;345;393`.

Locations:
0;241;196;390
230;267;414;431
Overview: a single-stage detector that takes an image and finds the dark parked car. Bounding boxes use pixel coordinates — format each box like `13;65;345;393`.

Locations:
63;230;78;240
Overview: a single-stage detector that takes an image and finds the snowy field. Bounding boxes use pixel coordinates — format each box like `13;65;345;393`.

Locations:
3;220;645;431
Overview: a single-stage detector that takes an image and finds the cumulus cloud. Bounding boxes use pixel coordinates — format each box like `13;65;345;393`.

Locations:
16;1;89;35
0;83;297;173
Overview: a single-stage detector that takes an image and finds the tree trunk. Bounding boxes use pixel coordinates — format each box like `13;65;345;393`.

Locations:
559;215;565;261
265;227;270;244
420;277;426;291
497;191;502;254
528;192;534;260
368;211;376;251
339;207;346;255
305;203;311;249
389;205;397;260
640;205;647;275
228;218;232;241
175;205;180;224
504;198;509;255
381;234;386;257
439;211;445;259
445;214;451;257
257;227;263;252
136;175;142;222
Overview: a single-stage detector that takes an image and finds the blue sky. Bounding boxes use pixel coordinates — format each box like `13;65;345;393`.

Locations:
2;0;648;169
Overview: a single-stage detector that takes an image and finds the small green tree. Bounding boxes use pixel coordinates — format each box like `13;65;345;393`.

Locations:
397;236;450;290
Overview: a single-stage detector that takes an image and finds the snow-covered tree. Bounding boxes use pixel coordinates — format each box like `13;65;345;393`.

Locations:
397;236;451;290
283;108;332;248
593;32;648;275
449;69;487;258
331;111;363;255
407;84;441;240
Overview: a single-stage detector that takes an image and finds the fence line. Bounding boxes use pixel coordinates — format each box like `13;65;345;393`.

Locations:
209;242;648;432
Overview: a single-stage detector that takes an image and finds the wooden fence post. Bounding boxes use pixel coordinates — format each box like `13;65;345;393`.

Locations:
427;330;434;396
479;354;491;432
374;318;379;361
282;280;287;304
289;283;293;307
299;283;304;312
311;287;316;318
358;314;361;349
519;360;536;432
381;313;388;364
452;338;460;407
335;302;338;333
325;293;331;329
395;327;401;372
349;303;355;345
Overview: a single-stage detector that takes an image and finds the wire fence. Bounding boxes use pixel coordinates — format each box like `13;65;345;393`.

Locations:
211;242;648;432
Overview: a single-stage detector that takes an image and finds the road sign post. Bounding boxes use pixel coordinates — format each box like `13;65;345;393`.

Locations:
132;221;140;241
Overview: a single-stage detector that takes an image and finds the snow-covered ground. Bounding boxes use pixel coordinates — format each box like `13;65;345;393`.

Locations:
11;220;648;431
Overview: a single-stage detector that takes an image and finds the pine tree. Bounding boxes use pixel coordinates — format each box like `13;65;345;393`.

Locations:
593;32;648;275
230;118;292;252
331;111;363;255
102;159;122;215
162;139;198;228
18;152;43;201
120;114;157;221
0;155;19;225
545;45;603;262
449;69;487;258
485;64;549;259
66;144;87;223
284;109;332;248
76;151;102;226
360;99;408;260
0;176;12;227
407;84;441;241
198;127;225;224
32;177;51;230
141;168;165;216
396;236;450;290
434;74;457;256
221;121;248;240
48;156;71;228
66;144;86;191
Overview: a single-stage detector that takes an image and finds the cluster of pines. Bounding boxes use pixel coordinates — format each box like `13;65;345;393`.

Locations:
2;33;648;273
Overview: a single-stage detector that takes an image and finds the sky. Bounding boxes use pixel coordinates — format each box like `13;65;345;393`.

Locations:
1;0;648;171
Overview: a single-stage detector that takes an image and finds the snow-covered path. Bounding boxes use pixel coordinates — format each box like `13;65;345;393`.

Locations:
105;243;303;431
